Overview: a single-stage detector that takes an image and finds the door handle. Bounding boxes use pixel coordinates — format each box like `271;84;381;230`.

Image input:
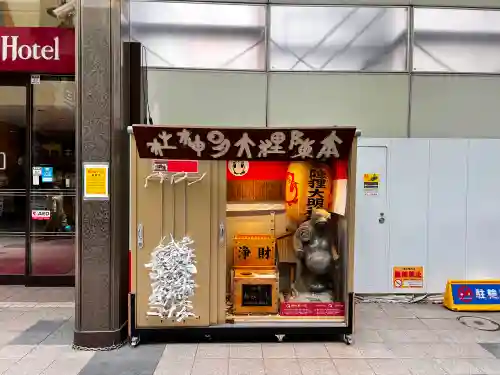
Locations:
137;223;144;250
219;222;225;244
378;213;385;224
0;152;5;170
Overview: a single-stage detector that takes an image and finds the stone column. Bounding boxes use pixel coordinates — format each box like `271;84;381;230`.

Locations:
74;0;130;348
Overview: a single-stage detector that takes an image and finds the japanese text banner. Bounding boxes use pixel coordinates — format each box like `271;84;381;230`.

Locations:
132;126;356;162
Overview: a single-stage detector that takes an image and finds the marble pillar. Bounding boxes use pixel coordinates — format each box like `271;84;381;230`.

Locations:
74;0;130;348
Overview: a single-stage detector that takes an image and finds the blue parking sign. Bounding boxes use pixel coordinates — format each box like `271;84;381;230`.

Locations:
41;167;53;183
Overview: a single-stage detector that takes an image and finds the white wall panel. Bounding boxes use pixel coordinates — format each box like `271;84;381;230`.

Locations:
147;69;267;127
354;145;390;293
268;73;409;137
411;0;500;7
410;75;500;138
466;140;500;281
387;139;429;292
426;140;468;293
271;0;409;4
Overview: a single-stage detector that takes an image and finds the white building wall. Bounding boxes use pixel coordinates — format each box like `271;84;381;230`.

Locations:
354;138;500;294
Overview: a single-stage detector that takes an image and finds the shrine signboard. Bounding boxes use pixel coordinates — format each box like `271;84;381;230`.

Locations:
132;125;356;161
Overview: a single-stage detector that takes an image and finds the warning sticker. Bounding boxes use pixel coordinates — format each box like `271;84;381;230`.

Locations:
393;266;424;288
363;173;380;196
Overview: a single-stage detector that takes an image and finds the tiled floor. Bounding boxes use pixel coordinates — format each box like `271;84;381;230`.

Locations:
1;286;500;375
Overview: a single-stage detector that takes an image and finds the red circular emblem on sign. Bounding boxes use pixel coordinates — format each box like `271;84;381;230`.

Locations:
457;286;473;303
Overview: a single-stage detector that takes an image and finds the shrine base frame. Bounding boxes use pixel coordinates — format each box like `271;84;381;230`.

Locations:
128;293;354;345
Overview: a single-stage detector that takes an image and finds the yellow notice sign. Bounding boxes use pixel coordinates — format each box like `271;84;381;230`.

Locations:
364;173;380;184
363;173;380;195
83;163;109;200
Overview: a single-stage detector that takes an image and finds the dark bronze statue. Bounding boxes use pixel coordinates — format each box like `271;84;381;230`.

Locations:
292;208;339;296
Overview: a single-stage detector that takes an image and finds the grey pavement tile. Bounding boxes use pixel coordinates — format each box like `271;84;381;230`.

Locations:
379;305;417;319
332;358;375;375
406;305;458;319
354;330;383;343
436;358;483;375
9;320;66;345
264;358;301;375
357;318;394;330
0;345;36;360
160;344;198;362
197;343;229;359
434;329;479;344
325;343;363;358
294;343;330;358
229;344;262;359
40;321;74;346
430;343;495;359
0;332;21;347
0;310;25;322
366;358;412;375
0;286;22;302
422;318;470;331
385;343;433;359
7;331;53;346
1;346;68;375
154;360;194;375
300;358;339;375
476;330;500;344
191;358;228;375
356;343;396;359
481;343;500;359
470;358;500;374
3;315;42;332
378;329;439;343
400;359;448;375
5;287;74;303
229;358;265;375
356;306;389;320
0;359;17;374
386;318;429;330
262;343;296;358
40;355;93;375
78;344;166;375
355;303;385;314
19;308;73;321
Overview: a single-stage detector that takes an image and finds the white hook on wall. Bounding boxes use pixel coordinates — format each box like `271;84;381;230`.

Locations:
187;172;206;186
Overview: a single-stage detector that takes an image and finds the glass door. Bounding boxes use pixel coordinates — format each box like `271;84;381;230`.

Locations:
29;75;76;278
0;83;28;279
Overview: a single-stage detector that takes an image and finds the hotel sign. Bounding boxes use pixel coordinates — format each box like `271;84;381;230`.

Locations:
0;27;75;74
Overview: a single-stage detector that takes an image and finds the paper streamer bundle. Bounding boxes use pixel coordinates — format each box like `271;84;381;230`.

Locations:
145;235;198;322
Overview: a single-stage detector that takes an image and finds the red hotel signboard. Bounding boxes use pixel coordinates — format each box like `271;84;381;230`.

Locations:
0;27;75;74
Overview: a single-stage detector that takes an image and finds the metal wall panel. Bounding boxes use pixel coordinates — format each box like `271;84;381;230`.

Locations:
466;140;500;280
270;0;410;4
410;75;500;138
267;72;409;137
426;140;468;292
147;69;267;127
411;0;500;7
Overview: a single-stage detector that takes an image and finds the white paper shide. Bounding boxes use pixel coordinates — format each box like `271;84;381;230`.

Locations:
145;235;198;322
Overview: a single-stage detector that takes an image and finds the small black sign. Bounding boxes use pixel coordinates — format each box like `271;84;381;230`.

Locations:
241;284;272;307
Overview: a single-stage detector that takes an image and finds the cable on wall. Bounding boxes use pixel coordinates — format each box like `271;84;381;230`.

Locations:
355;293;444;304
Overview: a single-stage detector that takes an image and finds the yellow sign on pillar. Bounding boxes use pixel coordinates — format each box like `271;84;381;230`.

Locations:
83;163;109;200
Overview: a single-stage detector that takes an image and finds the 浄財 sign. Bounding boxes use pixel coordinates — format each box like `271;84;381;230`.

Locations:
132;125;356;162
